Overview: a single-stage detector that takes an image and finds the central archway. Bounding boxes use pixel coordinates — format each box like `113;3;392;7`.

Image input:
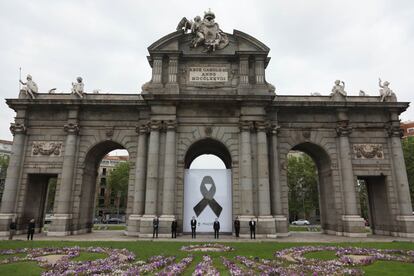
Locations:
183;138;232;233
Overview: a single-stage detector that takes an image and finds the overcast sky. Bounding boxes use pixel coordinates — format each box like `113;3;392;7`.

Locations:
1;0;413;142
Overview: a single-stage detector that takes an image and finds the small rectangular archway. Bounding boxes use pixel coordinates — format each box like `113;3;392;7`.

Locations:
357;176;392;235
22;174;57;233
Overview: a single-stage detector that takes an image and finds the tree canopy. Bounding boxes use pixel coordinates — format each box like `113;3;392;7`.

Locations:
107;161;130;208
287;153;319;222
402;136;414;208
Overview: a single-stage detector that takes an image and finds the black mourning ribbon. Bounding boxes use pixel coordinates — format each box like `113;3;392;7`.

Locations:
193;176;223;217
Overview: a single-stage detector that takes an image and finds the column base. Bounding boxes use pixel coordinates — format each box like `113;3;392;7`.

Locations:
139;215;157;235
238;216;255;235
126;215;142;236
165;83;179;94
396;215;414;236
274;215;289;235
258;215;276;237
159;215;175;235
341;215;367;237
0;213;16;234
47;214;72;236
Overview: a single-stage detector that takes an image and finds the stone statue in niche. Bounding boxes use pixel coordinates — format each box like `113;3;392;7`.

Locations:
177;10;229;52
19;74;38;99
331;80;347;97
71;77;84;98
379;78;396;102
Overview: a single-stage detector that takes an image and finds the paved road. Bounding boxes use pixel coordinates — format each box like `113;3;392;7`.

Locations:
4;231;414;243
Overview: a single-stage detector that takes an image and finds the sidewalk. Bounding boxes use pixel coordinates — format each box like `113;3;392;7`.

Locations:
4;230;414;243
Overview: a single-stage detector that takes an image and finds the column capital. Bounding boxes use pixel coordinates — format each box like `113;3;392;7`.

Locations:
10;123;26;135
336;120;352;136
239;120;254;132
255;121;271;132
164;120;177;131
387;125;403;138
149;120;162;131
270;124;281;135
136;123;149;135
64;123;80;135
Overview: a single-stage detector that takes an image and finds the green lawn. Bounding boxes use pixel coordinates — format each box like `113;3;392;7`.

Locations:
0;241;413;275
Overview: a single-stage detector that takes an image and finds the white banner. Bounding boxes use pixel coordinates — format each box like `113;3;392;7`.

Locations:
183;169;232;233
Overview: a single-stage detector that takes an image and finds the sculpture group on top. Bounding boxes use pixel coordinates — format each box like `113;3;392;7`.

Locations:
177;9;229;52
325;78;396;101
18;75;85;99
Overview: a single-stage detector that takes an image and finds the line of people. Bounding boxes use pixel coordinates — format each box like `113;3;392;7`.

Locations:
152;216;257;239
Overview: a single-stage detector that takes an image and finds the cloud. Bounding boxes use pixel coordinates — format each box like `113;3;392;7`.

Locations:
1;0;413;141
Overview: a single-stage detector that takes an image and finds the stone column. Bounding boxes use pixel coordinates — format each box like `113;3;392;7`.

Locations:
159;120;177;235
140;120;161;236
127;124;148;236
256;121;276;237
144;121;161;215
388;111;414;236
336;110;365;236
161;120;177;215
151;55;163;85
256;122;271;216
0;113;27;235
239;55;249;87
49;116;79;236
270;124;288;235
239;121;254;236
166;55;179;93
255;56;265;85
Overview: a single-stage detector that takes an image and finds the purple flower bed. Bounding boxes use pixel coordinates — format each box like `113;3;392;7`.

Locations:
222;256;255;275
192;255;219;276
1;245;413;275
156;255;194;275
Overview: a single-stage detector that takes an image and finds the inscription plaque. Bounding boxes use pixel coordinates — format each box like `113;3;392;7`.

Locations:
188;67;228;82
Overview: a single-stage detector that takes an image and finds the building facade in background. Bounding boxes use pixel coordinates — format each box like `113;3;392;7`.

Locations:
401;121;414;138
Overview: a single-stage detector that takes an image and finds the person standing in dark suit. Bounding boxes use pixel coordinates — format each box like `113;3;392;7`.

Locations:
9;218;16;240
171;218;177;238
27;219;35;240
190;216;197;238
152;216;159;238
234;216;240;238
249;217;256;239
213;218;220;239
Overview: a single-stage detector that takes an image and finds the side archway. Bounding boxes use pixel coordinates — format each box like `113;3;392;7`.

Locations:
285;142;339;233
76;140;131;232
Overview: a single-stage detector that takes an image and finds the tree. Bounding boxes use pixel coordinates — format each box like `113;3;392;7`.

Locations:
402;136;414;208
287;153;319;222
107;162;130;210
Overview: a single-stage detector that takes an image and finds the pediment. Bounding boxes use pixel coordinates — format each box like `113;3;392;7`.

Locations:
147;29;270;55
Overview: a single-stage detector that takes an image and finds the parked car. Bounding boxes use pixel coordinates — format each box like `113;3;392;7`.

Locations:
106;218;123;224
291;219;310;225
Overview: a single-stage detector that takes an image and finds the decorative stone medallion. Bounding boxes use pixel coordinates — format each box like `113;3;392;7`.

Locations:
353;144;384;159
32;141;62;156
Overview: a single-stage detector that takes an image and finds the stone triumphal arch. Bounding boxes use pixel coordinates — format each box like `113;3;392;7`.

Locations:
1;11;413;238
